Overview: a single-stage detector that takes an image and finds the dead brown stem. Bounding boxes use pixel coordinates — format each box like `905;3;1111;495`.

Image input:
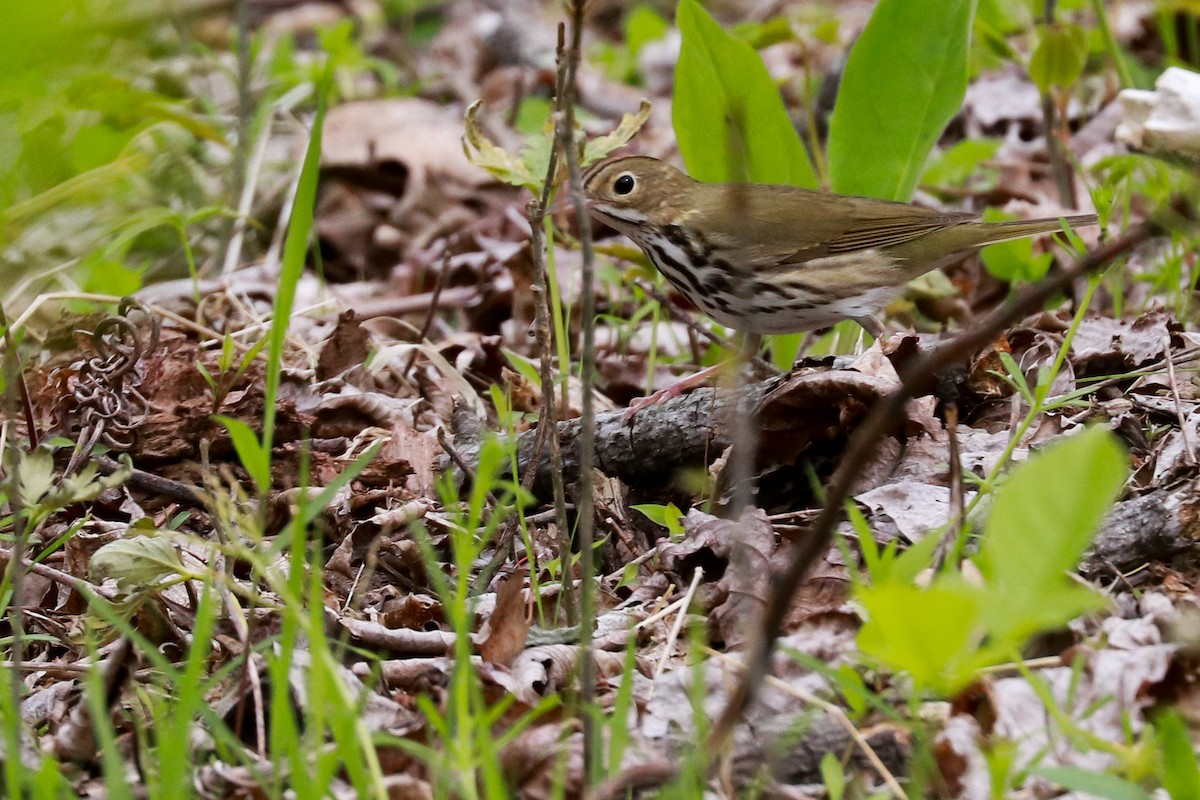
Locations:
555;0;600;778
527;28;575;625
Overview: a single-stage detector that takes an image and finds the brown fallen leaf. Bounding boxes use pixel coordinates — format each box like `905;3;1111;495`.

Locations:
316;309;370;380
477;567;530;667
659;508;775;651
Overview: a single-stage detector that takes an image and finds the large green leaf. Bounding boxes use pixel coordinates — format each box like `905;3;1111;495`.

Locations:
857;427;1127;695
856;581;983;694
827;0;976;200
1158;710;1200;800
673;0;815;186
977;427;1127;641
90;533;187;593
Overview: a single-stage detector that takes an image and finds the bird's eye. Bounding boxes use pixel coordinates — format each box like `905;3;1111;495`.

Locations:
613;173;636;195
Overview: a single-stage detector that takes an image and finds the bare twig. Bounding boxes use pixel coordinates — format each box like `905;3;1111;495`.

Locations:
0;306;38;450
0;548;117;601
702;646;907;799
936;400;966;569
1163;333;1196;465
95;455;203;506
555;0;600;777
526;32;574;623
652;567;703;679
400;244;451;379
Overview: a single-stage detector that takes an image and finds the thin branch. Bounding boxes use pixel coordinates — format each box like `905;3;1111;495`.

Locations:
527;28;574;623
555;0;600;779
702;647;906;800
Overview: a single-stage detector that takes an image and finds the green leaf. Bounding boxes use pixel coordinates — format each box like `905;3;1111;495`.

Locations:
673;0;815;186
260;66;329;474
79;254;144;297
857;429;1128;696
887;526;943;585
626;5;670;57
512;96;552;135
501;349;543;388
977;427;1126;642
583;100;653;166
827;0;975;200
832;663;870;716
70;122;131;173
730;16;794;50
90;533;186;592
1157;711;1200;800
631;502;685;537
1031;767;1153;800
16;447;57;506
981;239;1054;284
52;457;132;508
214;415;270;494
856;580;984;694
979;209;1055;283
921;139;1001;188
462;100;539;190
1028;23;1088;93
819;752;846;800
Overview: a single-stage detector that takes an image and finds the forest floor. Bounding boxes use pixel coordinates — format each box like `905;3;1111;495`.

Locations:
3;1;1200;798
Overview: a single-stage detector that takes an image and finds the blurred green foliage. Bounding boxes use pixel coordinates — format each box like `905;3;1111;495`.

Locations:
979;209;1057;283
920;139;1002;189
0;0;223;301
1029;22;1090;92
267;19;403;100
858;427;1127;695
593;4;671;86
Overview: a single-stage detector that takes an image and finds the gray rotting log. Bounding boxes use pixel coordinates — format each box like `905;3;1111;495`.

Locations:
451;366;903;497
450;367;1200;581
451;375;785;496
1081;477;1200;580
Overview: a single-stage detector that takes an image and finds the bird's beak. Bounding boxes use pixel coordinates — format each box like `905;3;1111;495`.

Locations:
547;195;599;215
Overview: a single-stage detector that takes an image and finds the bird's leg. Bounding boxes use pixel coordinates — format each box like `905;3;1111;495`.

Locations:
737;333;764;368
624;334;762;419
853;315;886;339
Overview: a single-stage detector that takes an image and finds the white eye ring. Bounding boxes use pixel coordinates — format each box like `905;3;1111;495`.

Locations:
613;173;636;195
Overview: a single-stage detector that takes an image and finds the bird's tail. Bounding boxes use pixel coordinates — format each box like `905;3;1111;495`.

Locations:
973;213;1099;247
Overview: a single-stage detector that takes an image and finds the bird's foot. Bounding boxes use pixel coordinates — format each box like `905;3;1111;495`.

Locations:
623;362;727;420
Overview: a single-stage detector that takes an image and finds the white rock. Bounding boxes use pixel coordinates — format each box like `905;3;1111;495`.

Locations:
1117;66;1200;161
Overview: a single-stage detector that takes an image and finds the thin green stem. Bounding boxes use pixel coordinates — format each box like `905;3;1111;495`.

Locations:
1089;0;1133;87
960;273;1102;535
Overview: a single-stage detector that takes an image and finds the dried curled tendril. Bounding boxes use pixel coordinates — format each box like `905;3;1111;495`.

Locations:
65;298;161;476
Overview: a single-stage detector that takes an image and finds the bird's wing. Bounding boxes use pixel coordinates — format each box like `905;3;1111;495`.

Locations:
698;186;977;270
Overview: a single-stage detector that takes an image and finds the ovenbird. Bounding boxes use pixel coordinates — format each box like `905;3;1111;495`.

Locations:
583;156;1098;337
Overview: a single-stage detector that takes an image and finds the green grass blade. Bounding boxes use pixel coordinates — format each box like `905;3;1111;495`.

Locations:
262;70;331;459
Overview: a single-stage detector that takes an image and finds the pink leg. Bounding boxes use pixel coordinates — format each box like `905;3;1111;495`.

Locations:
623;362;728;419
